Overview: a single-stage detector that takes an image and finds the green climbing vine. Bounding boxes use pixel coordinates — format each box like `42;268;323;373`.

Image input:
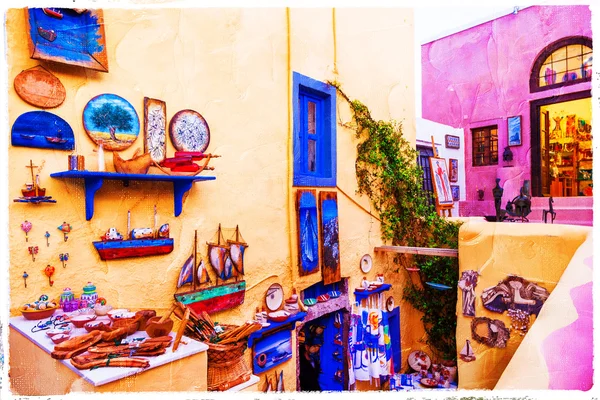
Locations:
331;82;461;361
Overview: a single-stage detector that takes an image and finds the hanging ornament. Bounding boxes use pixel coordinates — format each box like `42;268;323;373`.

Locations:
21;220;32;242
28;246;39;261
45;231;50;247
23;271;29;288
57;222;72;242
44;264;55;286
59;253;69;268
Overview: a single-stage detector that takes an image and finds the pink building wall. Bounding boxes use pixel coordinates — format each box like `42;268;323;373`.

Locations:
421;5;592;215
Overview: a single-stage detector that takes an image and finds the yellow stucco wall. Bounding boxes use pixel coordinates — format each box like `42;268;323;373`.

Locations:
456;221;591;389
6;7;418;392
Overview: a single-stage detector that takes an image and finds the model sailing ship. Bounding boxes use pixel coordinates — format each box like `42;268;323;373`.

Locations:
175;224;248;314
13;160;56;204
93;206;174;260
459;339;476;362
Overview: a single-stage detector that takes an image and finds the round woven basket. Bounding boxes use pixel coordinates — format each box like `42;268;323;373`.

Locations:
205;325;251;391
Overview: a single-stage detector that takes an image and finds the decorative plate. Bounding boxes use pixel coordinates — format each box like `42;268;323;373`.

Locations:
317;294;330;303
328;291;341;299
169;109;210;152
386;296;395;312
14;66;66;108
360;254;372;273
82;93;140;151
265;283;284;311
408;350;431;372
419;378;439;388
11;111;75;151
303;298;317;306
425;282;452;291
267;310;290;323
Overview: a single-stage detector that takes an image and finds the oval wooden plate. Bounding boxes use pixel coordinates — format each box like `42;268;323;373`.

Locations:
14;67;66;108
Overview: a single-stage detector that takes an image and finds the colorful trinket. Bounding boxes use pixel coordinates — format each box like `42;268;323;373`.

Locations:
59;253;69;268
23;271;29;288
45;231;50;246
44;265;55;286
59;287;74;308
28;246;39;261
81;282;98;306
58;222;72;242
21;220;32;242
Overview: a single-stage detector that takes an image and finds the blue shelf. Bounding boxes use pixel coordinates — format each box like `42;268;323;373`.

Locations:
50;170;216;220
248;312;306;347
353;283;391;302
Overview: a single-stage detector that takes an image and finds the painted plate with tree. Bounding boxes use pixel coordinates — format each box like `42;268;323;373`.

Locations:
169;109;210;152
82;93;140;151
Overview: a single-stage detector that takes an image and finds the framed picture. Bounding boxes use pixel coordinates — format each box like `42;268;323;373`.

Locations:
449;158;459;182
445;134;460;149
451;185;460;201
428;157;454;206
508;115;522;146
26;8;109;72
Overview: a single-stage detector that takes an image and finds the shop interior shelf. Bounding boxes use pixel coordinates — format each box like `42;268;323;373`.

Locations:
247;312;307;347
353;283;392;302
50;170;216;220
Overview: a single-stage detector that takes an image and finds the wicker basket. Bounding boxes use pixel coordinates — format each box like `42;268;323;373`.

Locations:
206;337;251;391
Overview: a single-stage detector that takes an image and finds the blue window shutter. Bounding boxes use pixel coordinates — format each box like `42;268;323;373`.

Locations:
387;306;401;373
293;72;337;187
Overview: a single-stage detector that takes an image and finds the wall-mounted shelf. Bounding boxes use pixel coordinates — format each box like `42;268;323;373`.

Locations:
247;312;306;348
50;170;216;220
353;283;391;302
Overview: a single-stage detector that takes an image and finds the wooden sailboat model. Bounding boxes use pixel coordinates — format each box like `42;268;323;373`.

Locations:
459;339;476;362
174;224;247;314
92;207;174;260
14;160;56;204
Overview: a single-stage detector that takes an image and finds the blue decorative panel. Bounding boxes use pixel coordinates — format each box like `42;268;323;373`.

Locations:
11;111;75;151
293;72;336;187
297;189;319;276
252;327;292;374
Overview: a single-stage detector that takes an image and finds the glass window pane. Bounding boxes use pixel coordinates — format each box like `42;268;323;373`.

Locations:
308;139;316;172
550;47;567;63
308;101;316;134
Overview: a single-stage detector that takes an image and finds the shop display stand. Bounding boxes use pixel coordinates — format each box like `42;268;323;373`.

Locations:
51;170;216;220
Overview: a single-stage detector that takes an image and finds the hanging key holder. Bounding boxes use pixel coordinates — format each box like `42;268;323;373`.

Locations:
57;222;72;242
44;264;55;287
59;253;69;268
23;271;29;288
28;246;39;261
45;231;51;247
21;220;32;242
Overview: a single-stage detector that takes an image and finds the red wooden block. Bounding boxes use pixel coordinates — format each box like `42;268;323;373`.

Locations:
171;163;200;172
174;151;208;160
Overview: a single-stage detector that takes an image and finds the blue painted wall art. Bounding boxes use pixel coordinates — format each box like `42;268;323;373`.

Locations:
26;8;108;72
11;111;74;151
297;189;319;276
319;191;340;285
252;328;292;374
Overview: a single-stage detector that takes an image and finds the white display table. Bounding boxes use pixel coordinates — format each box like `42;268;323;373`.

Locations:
9;313;208;394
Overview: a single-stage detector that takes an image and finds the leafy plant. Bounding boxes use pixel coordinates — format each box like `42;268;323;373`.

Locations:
332;82;461;361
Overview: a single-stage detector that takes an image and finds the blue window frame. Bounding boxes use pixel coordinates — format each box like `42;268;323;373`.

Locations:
293;72;337;187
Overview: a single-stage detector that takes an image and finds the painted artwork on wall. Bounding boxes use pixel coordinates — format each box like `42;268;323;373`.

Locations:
319;192;341;285
451;185;460;202
26;8;109;72
11;111;74;151
429;157;453;206
13;66;66;109
508;115;522;146
445;134;460;149
252;328;293;374
82;93;140;151
449;158;458;182
297;190;319;276
143;97;167;163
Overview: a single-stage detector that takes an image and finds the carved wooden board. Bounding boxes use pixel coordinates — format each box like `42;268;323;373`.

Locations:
143;97;167;163
296;189;319;276
319;191;341;285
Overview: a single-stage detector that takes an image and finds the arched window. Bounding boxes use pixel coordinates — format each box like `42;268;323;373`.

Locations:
530;36;592;93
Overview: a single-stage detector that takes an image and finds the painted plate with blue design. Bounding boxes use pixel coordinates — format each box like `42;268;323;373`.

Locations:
82;93;140;151
169;109;210;152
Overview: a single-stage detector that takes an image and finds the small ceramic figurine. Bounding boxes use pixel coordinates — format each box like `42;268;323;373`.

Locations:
362;277;369;289
59;287;75;308
81;282;99;306
376;273;385;284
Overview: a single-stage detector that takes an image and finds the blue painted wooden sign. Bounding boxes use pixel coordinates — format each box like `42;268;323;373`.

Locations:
297;189;319;276
252;327;293;374
11;111;75;151
319;191;341;285
26;8;109;72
